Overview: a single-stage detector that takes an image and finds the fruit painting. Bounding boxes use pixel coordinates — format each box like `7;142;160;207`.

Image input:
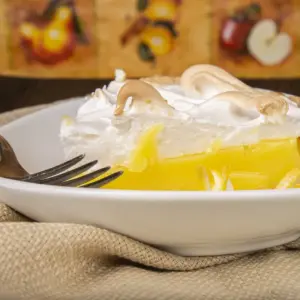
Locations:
96;0;211;77
120;0;182;63
6;0;98;77
1;0;300;78
212;0;300;78
19;0;88;65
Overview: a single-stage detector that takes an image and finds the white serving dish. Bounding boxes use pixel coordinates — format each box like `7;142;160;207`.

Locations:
1;98;300;256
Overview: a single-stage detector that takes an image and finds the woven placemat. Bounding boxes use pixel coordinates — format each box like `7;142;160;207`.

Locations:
1;103;300;300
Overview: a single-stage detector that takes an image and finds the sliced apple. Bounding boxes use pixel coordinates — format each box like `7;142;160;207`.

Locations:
247;19;292;66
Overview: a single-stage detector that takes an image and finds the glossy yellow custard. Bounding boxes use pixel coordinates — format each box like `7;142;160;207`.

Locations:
87;125;300;191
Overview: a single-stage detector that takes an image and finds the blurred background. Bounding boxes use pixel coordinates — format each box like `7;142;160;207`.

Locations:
0;0;300;113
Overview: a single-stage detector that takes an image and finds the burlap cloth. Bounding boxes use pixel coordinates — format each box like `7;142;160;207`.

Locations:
1;104;300;300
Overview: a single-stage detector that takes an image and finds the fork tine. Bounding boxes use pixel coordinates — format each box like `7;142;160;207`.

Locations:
59;166;111;187
22;154;86;182
81;171;124;188
37;160;98;185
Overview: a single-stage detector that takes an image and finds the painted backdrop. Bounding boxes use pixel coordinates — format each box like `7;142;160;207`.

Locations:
0;0;299;78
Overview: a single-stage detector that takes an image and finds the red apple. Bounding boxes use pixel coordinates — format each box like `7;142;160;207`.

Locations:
220;18;256;53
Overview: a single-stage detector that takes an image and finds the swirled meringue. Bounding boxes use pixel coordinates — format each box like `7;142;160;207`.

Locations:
60;65;300;169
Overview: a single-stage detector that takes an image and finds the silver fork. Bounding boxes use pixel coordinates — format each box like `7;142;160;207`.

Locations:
0;135;123;188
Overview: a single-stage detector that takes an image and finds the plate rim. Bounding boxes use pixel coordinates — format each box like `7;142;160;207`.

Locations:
1;175;300;201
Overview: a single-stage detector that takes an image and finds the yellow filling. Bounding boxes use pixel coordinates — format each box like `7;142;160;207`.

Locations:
87;125;300;191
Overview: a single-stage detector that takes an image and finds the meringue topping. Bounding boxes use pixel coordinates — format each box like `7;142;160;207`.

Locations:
60;64;300;169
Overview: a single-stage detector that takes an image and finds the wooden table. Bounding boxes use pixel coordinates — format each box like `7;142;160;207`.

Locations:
0;77;300;113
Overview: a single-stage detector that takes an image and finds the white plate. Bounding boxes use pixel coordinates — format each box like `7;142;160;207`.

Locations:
1;98;300;256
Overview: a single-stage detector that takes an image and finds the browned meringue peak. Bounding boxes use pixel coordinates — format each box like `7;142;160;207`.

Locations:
209;91;289;119
114;80;175;116
180;64;252;98
284;93;300;107
180;64;289;120
141;76;180;86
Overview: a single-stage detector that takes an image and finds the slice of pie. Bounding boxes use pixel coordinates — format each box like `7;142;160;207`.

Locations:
60;65;300;191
